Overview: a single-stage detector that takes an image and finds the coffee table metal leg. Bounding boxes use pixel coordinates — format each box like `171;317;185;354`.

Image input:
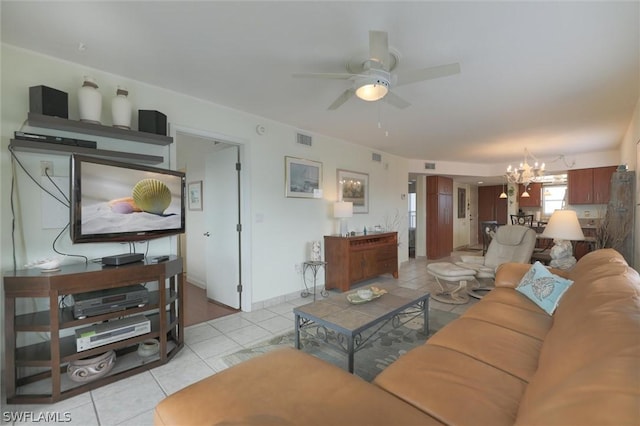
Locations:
294;313;301;349
423;298;430;334
347;336;355;373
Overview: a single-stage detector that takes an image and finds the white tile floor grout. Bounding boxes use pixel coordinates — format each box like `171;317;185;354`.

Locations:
3;255;477;425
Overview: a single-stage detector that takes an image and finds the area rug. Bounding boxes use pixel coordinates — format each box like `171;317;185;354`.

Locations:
222;308;459;382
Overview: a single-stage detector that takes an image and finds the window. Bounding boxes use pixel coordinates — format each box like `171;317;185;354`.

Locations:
408;193;417;229
542;185;566;216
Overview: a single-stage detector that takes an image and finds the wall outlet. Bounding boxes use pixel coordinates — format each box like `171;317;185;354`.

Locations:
40;161;53;176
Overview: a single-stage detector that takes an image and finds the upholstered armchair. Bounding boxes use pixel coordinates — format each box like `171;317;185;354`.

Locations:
457;224;537;298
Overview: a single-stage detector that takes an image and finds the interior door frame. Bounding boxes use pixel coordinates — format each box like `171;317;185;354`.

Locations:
171;124;252;312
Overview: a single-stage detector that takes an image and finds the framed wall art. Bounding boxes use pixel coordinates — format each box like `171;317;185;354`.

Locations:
188;181;203;211
337;169;369;213
285;156;323;198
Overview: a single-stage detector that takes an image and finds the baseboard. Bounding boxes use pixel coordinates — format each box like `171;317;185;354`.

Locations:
251;289;303;312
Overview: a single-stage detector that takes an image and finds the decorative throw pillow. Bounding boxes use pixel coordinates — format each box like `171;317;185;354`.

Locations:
516;261;574;315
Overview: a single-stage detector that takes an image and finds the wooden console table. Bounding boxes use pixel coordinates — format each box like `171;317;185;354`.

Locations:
3;256;183;404
324;232;398;292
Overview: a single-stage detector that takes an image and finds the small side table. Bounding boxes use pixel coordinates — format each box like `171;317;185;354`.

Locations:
301;261;328;301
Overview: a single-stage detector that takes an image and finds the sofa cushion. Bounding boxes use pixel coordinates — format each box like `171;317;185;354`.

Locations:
462;289;552;340
154;347;440;426
425;317;544;382
374;344;527;425
515;261;574;314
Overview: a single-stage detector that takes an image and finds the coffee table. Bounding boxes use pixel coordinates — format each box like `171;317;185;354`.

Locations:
293;282;430;373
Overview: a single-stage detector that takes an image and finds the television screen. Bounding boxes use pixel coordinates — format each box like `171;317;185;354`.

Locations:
70;155;185;243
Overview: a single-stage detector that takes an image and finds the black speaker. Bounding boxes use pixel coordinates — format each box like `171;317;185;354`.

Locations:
29;85;68;119
138;110;167;136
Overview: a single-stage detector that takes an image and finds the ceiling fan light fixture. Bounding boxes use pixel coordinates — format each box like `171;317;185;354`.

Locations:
355;78;389;101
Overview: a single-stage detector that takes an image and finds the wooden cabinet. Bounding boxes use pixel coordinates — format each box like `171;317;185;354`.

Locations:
3;257;183;404
477;185;508;241
426;176;453;259
324;232;398;292
568;166;617;204
518;182;542;207
427;175;453;195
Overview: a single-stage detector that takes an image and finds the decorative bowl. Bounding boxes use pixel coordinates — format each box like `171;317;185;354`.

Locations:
357;289;373;300
137;339;160;358
24;258;61;272
67;350;116;382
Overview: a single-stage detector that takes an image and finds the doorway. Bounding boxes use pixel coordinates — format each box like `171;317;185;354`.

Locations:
174;128;248;324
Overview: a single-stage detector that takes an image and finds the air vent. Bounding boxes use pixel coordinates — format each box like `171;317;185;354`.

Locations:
372;153;382;162
296;133;312;147
424;162;436;170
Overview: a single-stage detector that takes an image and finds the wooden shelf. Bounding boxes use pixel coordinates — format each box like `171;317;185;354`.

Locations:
14;288;176;331
27;113;172;146
9;139;164;165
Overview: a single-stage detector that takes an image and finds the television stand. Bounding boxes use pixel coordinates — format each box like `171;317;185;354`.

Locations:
102;253;145;266
3;256;184;404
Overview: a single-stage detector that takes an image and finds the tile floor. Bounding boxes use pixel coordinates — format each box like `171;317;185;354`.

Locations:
3;255;479;425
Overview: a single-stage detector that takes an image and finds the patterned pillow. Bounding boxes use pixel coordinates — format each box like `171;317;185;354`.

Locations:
516;261;574;315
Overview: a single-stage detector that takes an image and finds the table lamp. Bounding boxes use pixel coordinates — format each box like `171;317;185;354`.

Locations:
334;201;353;236
541;209;584;269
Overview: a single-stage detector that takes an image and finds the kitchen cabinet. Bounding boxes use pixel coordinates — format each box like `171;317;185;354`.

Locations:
567;166;617;204
517;182;542;207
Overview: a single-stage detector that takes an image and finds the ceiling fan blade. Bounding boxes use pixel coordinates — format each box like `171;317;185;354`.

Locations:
395;62;461;86
369;30;390;70
328;89;355;110
382;91;411;109
292;72;355;80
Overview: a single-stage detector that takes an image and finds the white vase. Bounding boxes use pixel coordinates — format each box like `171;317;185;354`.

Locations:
310;241;322;261
78;76;102;124
111;86;132;129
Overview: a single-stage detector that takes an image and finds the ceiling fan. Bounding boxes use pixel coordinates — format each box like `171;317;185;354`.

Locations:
293;30;461;110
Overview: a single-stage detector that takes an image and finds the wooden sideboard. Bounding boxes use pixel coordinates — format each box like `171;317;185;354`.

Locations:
324;232;398;292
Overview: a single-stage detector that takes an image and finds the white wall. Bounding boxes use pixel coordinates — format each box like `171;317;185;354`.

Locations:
0;45;410;314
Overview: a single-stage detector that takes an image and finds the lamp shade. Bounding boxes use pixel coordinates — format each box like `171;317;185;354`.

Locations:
333;201;353;218
355;77;389;101
541;209;584;241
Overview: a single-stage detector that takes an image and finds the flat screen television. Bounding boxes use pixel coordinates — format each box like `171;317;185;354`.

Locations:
70;154;186;243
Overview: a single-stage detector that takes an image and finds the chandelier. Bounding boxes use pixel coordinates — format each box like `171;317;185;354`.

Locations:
505;148;545;188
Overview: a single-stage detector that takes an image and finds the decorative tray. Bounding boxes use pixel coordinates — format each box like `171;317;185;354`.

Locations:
346;286;387;304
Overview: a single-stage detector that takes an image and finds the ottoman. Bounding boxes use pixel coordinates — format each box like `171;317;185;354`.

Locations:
426;262;477;304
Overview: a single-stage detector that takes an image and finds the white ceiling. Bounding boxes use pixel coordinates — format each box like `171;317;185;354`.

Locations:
2;1;639;169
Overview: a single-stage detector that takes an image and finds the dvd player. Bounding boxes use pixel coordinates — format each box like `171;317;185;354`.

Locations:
14;131;97;148
75;314;151;352
73;284;149;319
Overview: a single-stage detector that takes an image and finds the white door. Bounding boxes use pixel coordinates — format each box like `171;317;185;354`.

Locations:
205;144;241;309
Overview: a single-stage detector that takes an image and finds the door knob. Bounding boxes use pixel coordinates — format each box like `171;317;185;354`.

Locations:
203;232;211;237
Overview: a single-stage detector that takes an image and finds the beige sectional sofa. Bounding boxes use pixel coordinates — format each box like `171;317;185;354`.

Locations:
154;249;640;425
